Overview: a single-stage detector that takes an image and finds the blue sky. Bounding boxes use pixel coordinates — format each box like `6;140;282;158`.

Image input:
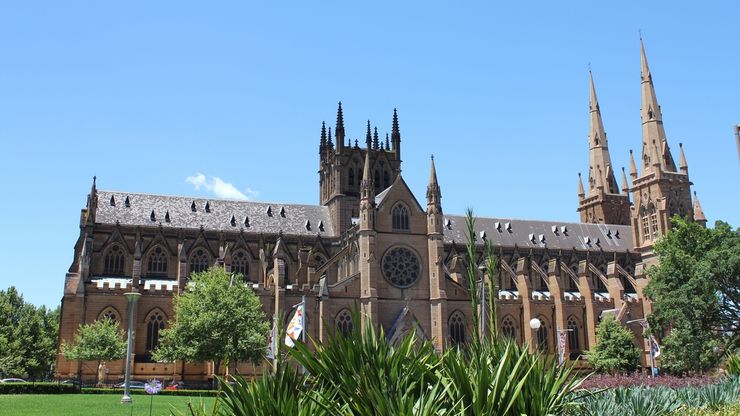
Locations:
1;2;738;308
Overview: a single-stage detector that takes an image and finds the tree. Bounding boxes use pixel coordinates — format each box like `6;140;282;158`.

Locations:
644;218;739;373
0;287;60;380
152;267;269;379
61;318;127;385
587;315;641;374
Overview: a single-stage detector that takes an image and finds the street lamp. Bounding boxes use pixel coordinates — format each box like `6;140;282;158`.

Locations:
121;291;141;404
529;318;541;352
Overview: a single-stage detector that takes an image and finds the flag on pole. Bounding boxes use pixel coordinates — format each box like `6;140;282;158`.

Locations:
284;301;305;347
266;318;276;360
557;330;568;365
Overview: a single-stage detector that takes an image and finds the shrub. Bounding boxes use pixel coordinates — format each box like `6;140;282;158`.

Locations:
586;315;641;374
725;353;740;376
0;382;79;394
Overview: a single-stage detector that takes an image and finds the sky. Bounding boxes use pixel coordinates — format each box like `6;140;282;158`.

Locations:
0;2;738;308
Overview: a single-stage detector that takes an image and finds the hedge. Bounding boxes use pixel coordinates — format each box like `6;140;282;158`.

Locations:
82;388;219;397
0;382;79;395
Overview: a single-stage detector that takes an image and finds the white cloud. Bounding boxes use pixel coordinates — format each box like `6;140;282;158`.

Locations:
185;173;259;200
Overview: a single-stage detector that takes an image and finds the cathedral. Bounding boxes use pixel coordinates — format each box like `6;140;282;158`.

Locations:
55;40;707;383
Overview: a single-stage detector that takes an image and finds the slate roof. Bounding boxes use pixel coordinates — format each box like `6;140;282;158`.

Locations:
441;215;634;252
96;191;336;237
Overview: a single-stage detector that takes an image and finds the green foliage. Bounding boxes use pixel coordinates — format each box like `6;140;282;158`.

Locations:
0;393;217;416
725;353;740;376
60;318;127;368
587;315;641;374
0;287;59;380
644;218;739;373
153;267;270;374
0;382;78;395
574;376;740;416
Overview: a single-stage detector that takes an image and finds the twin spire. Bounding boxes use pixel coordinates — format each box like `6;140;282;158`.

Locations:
587;71;620;195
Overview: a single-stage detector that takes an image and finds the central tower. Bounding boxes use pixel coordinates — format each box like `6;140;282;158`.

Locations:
319;103;403;234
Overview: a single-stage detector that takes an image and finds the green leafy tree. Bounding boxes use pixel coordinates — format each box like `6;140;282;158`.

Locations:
152;267;269;379
60;318;127;385
587;315;641;374
0;287;60;380
644;218;739;373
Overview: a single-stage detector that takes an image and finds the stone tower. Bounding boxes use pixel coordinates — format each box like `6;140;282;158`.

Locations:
319;103;402;234
629;39;695;257
578;71;631;225
426;156;447;351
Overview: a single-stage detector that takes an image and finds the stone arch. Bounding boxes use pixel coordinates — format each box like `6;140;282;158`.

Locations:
566;315;582;356
501;314;517;340
231;249;251;281
103;243;126;275
98;306;121;323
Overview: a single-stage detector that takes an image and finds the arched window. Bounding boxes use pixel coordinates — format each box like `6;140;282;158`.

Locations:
348;168;354;187
650;206;659;239
641;207;650;241
567;316;580;354
335;309;353;337
104;244;125;275
98;307;120;323
502;316;516;340
392;204;409;230
536;317;548;353
147;246;168;276
145;310;166;351
448;311;466;346
232;251;250;281
189;248;210;275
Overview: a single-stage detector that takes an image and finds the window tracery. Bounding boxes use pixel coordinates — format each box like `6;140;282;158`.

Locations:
381;246;421;288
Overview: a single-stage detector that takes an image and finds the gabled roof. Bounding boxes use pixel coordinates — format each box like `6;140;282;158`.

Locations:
442;215;633;252
95;191;336;237
374;174;424;212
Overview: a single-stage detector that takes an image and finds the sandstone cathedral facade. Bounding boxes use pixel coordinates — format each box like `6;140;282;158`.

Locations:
56;40;707;383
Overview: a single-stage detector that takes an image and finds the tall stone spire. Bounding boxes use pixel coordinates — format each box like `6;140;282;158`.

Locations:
373;126;379;149
577;173;585;201
391;108;401;159
640;38;677;174
359;148;376;231
361;148;373;201
587;71;620;195
336;102;345;152
629;149;638;180
426;155;442;214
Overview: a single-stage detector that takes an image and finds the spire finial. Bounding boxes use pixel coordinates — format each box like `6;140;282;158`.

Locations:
578;172;585;199
679;142;688;174
391;108;401;158
336;101;345;150
621;167;629;195
385;133;390;150
629;149;638;179
366;120;372;148
361;148;373;200
373;126;379;149
327;126;333;148
693;191;707;224
426;155;441;213
320;121;327;149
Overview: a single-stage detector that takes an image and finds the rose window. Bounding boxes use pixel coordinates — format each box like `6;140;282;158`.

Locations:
381;247;421;288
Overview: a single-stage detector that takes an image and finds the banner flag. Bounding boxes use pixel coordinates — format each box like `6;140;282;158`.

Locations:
557;330;568;365
284;301;305;348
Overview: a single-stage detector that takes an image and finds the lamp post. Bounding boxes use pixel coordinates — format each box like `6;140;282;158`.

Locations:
121;291;141;404
478;264;486;341
529;317;541;352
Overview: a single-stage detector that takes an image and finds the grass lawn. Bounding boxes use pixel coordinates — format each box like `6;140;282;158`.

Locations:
0;394;217;416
